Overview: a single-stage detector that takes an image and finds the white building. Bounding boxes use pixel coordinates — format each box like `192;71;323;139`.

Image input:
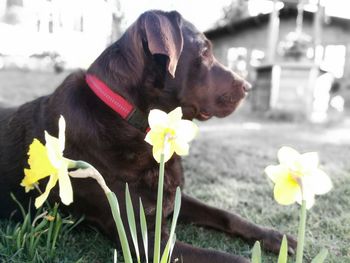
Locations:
0;0;123;69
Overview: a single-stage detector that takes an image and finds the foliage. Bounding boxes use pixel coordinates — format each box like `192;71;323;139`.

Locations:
216;0;249;27
0;194;83;262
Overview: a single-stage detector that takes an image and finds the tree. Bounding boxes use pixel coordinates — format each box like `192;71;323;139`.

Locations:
216;0;249;27
108;0;125;43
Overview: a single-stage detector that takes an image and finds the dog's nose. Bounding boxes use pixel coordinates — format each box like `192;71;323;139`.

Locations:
243;81;252;92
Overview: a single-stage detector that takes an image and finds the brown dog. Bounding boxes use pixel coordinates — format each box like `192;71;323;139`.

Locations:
0;10;296;262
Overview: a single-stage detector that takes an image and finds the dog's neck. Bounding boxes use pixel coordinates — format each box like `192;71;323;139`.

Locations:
85;74;149;132
86;29;183;124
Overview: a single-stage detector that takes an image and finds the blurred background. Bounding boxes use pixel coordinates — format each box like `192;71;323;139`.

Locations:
0;0;349;125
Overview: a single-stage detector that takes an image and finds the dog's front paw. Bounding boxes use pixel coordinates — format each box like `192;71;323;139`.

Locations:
261;229;297;255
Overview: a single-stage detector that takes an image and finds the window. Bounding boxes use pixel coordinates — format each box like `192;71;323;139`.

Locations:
321;45;346;78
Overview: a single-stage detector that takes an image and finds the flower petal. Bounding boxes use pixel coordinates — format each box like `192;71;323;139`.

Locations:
146;107;198;163
278;146;300;168
273;177;301;206
35;174;58;208
148;109;168;129
152;143;164;163
265;164;289;183
144;130;153;145
295;190;315;209
58;163;73;206
168;107;183;124
145;128;165;147
305;169;332;195
151;141;175;163
175;120;199;143
45;131;62;168
174;139;189;156
58;115;66;153
298;152;319;172
163;141;175;163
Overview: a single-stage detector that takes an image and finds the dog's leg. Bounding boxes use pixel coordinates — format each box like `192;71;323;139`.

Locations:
178;194;297;254
171;240;250;263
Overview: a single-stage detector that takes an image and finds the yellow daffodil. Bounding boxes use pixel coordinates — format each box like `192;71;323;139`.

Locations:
21;116;74;208
265;146;332;209
145;107;198;163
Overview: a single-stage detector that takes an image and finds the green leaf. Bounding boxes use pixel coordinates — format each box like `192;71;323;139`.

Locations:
161;187;181;263
277;235;288;263
46;203;58;250
51;211;62;255
106;192;133;263
64;215;85;236
311;248;328;263
10;193;26;219
167;234;176;263
114;249;118;263
251;241;262;263
140;199;149;263
125;183;140;263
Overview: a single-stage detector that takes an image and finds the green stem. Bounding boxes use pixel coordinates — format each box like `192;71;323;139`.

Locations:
153;153;165;263
296;200;307;263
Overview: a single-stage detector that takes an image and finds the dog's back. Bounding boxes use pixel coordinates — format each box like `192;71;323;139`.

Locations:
0;98;48;219
0;70;92;219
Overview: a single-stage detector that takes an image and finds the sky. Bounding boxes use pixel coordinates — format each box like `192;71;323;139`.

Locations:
120;0;350;32
120;0;232;31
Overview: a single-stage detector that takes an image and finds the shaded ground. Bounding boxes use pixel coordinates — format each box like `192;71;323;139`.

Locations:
0;70;349;262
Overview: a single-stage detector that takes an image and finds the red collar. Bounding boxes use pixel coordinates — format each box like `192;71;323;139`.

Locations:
85;74;149;132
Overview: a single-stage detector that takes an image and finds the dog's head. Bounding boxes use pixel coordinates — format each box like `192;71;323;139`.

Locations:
88;10;250;121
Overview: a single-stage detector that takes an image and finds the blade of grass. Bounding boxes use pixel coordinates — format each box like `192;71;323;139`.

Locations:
19;213;30;249
114;249;118;263
125;183;140;263
277;235;288;263
311;248;328;263
15;225;22;250
46;204;58;250
64;215;85;235
160;187;181;263
106;191;133;263
251;241;262;263
51;211;62;256
29;211;49;257
10;193;26;219
140;199;149;263
167;234;176;263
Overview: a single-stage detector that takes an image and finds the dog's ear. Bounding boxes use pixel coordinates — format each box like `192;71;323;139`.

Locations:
143;11;184;78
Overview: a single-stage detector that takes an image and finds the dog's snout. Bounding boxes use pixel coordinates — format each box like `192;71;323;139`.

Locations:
229;70;251;93
242;81;252;92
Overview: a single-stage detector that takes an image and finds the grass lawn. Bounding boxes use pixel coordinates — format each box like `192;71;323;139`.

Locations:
0;70;349;262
